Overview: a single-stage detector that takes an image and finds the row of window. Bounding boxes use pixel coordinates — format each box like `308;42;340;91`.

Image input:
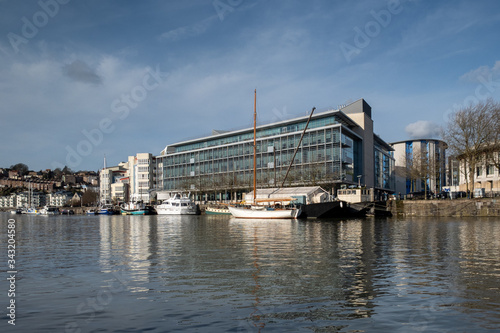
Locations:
163;128;345;166
476;165;498;177
161;145;349;178
172;114;344;154
374;149;395;190
163;163;342;190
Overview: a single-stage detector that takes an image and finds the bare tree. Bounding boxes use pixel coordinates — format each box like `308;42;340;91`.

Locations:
309;162;324;186
82;189;99;206
442;99;498;196
404;149;433;199
484;103;500;172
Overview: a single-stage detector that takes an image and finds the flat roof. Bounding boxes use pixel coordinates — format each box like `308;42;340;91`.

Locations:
160;108;359;154
389;139;447;147
374;134;395;151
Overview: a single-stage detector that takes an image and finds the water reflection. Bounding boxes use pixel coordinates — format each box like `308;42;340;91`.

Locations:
9;214;496;331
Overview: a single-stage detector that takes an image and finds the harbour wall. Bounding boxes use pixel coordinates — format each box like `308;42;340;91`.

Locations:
389;199;500;217
1;207;96;214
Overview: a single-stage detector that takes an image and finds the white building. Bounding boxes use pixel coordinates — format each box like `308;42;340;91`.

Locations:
456;150;500;194
48;191;73;207
99;153;156;204
15;191;46;208
111;181;128;203
100;162;128;204
0;194;17;208
128;153;156;202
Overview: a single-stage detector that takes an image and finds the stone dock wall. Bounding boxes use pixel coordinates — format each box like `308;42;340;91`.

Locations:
389;199;500;217
1;207;97;214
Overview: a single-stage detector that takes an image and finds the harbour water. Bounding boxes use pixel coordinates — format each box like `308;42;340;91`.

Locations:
1;214;500;332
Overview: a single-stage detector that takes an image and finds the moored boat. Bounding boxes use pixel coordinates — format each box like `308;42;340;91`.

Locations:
228;90;301;219
156;193;200;215
25;207;40;215
121;201;157;215
40;205;60;215
98;204;118;215
205;205;231;215
228;205;300;219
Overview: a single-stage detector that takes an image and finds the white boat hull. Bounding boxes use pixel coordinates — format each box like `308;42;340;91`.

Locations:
156;206;199;215
205;207;231;215
40;206;60;215
155;193;200;215
25;208;40;215
228;206;301;219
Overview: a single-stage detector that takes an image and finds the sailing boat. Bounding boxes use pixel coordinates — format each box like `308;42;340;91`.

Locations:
25;181;40;215
120;199;156;215
228;90;301;219
120;179;156;215
97;155;118;215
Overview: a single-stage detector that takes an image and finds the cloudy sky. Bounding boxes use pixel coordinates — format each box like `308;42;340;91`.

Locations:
1;0;500;171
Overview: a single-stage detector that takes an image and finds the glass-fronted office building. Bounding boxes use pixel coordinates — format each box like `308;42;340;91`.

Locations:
156;99;395;200
391;139;447;195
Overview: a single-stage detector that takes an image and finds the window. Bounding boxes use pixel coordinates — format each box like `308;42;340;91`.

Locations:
476;166;483;177
487;165;495;176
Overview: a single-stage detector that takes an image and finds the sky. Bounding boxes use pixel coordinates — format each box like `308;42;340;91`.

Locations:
1;0;500;172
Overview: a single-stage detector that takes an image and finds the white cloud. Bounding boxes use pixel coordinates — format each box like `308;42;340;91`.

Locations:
405;120;441;139
460;60;500;83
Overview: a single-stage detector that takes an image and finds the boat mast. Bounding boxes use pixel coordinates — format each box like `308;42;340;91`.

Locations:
253;89;257;204
281;107;316;188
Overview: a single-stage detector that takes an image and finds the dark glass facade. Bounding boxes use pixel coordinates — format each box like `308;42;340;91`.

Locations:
156;106;394;198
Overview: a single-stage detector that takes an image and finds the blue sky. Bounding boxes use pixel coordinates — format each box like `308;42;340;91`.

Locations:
1;0;500;171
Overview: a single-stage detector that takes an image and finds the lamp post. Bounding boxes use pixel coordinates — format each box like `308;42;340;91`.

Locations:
273;146;277;187
357;175;362;188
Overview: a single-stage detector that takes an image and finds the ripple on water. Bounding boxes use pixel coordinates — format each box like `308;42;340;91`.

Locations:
2;214;500;332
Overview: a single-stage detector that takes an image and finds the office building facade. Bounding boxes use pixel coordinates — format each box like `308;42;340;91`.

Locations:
391;139;447;195
156;99;395;200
